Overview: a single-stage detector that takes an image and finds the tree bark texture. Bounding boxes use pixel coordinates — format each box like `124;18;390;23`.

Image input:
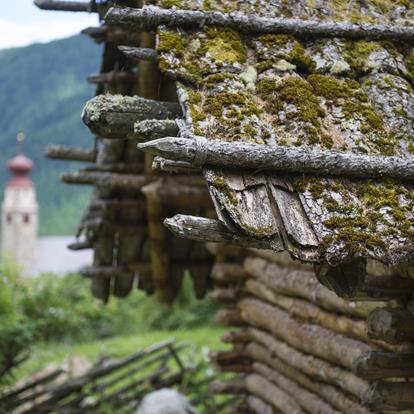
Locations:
244;257;383;318
248;328;368;399
245;279;371;345
106;5;414;42
138;136;414;181
362;381;414;411
245;374;304;413
239;298;370;369
246;340;371;414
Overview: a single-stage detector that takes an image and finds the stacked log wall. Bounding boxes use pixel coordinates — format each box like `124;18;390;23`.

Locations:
210;250;414;413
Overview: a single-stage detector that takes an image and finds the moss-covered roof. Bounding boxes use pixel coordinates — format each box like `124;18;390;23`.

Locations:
156;0;414;265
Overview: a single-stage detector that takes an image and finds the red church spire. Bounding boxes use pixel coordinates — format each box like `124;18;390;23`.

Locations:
7;132;34;187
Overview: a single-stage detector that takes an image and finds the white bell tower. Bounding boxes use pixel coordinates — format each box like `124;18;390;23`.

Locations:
2;133;38;273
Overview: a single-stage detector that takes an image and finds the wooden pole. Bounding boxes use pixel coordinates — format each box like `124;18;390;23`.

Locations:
44;145;96;162
61;171;147;190
118;46;157;61
35;0;92;12
244;257;383;318
240;298;370;369
138;136;414;181
246;339;371;414
164;214;283;250
105;5;414;42
248;328;369;399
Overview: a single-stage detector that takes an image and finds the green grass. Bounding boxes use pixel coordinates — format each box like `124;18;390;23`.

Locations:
15;328;227;380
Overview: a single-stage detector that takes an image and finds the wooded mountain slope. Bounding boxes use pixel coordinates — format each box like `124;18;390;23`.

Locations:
0;35;101;235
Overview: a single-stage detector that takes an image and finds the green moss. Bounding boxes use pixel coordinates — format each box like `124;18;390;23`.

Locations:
287;44;316;74
157;31;185;56
211;177;238;205
161;0;184;7
256;34;293;48
204;73;237;85
343;41;381;73
406;53;414;81
202;27;247;65
408;143;414;154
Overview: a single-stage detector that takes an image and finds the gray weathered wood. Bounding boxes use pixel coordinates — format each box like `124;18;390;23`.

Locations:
61;171;147;190
82;95;181;139
87;71;138;85
353;351;414;379
44;145;96;162
106;5;414;42
164;215;283;250
134;119;179;140
366;307;414;344
362;382;414;411
118;46;157;61
152;157;198;174
138;137;414;181
34;0;92;12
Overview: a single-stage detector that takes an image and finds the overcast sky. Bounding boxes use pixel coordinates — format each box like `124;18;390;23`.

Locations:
1;0;98;49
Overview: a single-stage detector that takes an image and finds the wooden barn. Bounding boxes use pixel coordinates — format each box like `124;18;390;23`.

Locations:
36;0;414;413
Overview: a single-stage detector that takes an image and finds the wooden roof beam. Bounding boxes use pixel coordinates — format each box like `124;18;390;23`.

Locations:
138;136;414;182
106;5;414;42
34;0;93;12
44;144;96;162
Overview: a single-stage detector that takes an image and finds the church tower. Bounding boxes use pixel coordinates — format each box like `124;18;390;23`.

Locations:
2;133;38;273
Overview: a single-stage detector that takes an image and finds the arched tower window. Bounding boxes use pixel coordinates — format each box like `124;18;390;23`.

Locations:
7;214;12;223
23;214;30;224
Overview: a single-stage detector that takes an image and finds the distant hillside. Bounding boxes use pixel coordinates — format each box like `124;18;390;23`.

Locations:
0;35;101;235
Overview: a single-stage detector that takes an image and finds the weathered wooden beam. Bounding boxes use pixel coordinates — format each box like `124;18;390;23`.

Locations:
105;5;414;42
134;119;179;140
34;0;92;12
362;382;414;411
216;308;245;327
82;264;152;279
353;351;414;379
152;157;198;174
164;214;283;250
118;45;157;61
44;145;96;162
138;136;414;181
366;307;414;344
82;95;181;139
141;180;211;208
67;239;92;250
87;71;138;85
211;263;250;284
61;171;147;190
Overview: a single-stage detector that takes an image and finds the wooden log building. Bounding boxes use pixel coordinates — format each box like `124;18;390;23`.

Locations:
36;0;414;412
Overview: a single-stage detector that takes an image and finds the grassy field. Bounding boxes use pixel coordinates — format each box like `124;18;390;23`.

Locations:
15;327;228;380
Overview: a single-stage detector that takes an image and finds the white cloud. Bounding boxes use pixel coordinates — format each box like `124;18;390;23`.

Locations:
0;15;98;49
